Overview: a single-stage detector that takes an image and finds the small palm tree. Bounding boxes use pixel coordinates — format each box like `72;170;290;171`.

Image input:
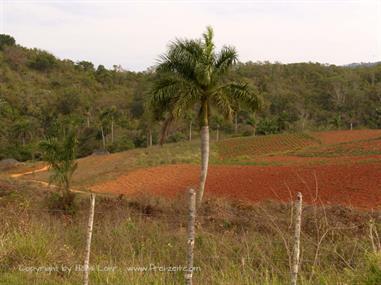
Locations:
150;26;262;205
40;130;78;208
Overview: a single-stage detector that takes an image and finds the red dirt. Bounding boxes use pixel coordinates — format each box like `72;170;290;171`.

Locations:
218;133;316;159
91;163;381;209
311;129;381;145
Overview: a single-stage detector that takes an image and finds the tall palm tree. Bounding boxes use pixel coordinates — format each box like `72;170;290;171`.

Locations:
100;106;118;144
150;26;262;205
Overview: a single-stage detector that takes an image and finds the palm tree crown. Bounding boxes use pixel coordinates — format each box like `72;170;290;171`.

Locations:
151;26;261;125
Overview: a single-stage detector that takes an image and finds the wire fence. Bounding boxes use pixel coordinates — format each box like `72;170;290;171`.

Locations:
1;190;380;285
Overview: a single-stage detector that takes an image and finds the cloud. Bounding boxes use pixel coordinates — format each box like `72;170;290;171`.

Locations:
2;0;380;71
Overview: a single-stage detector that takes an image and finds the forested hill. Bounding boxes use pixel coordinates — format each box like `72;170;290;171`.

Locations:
1;34;380;161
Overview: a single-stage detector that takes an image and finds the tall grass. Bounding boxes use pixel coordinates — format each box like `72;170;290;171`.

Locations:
1;179;381;284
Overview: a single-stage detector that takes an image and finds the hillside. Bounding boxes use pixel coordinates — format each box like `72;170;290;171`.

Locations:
1;34;381;162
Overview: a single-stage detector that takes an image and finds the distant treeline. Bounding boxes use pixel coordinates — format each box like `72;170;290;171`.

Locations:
0;34;380;160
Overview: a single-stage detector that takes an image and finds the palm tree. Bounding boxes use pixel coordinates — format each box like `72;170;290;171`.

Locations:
100;106;118;144
184;112;196;142
246;113;257;136
211;114;224;141
150;26;262;205
11;117;34;146
40;130;78;208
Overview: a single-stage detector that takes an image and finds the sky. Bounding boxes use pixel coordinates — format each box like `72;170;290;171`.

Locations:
1;0;380;71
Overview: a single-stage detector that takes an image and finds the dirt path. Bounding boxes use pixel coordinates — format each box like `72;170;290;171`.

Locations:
10;165;50;178
9;165;87;194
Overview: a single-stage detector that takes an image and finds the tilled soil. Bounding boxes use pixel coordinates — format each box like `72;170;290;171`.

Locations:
91;163;381;209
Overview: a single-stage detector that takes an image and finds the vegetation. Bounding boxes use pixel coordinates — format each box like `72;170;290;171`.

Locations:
1;179;381;284
1;23;381;285
39;130;78;210
150;26;261;204
0;33;381;162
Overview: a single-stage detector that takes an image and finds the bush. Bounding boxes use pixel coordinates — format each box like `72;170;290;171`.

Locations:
77;127;100;157
0;145;33;162
167;131;186;143
257;118;279;135
109;136;135;153
0;34;15;50
44;189;77;215
29;50;57;71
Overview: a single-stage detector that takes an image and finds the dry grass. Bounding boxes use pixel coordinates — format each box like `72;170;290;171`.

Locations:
1;179;381;284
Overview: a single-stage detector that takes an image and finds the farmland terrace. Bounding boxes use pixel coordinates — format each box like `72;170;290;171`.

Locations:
9;129;381;210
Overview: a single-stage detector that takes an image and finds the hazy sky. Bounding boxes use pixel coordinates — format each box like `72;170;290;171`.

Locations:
1;0;380;71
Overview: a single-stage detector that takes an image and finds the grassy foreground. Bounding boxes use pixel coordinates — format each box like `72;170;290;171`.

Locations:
1;178;381;285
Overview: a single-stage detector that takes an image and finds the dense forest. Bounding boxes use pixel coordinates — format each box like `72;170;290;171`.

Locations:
0;34;380;161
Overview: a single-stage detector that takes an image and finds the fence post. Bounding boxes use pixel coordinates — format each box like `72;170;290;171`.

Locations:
291;192;303;285
84;193;95;285
185;188;196;285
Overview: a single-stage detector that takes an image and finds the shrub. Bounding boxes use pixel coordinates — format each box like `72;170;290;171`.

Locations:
257;118;279;135
109;136;135;153
0;34;15;50
77;127;99;157
29;50;57;71
167;131;187;143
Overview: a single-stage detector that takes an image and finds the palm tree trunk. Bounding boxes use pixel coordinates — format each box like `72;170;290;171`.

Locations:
86;115;90;128
149;129;153;147
101;126;106;149
198;125;209;205
189;121;192;142
216;126;219;141
111;119;114;144
234;113;238;134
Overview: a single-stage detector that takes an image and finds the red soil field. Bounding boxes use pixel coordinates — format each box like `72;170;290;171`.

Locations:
311;129;381;145
217;133;315;159
91;163;381;209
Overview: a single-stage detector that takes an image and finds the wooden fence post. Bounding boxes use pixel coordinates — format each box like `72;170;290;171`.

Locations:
291;192;303;285
185;188;196;285
84;193;95;285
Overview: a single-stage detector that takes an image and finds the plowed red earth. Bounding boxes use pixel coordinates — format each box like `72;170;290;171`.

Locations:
91;163;381;209
312;129;381;144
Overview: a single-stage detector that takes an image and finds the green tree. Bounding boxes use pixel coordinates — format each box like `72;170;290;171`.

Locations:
150;26;261;205
40;130;78;209
184;112;196;141
211;114;224;141
246;113;257;136
100;106;118;145
0;34;15;49
10;117;34;146
29;50;57;71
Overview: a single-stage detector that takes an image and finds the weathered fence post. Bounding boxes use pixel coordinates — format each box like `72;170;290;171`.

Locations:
185;188;196;285
291;192;303;285
84;193;95;285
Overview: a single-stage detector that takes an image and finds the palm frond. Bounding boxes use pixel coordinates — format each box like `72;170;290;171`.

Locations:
150;73;200;119
210;92;234;119
218;82;263;112
157;39;202;83
214;46;238;76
